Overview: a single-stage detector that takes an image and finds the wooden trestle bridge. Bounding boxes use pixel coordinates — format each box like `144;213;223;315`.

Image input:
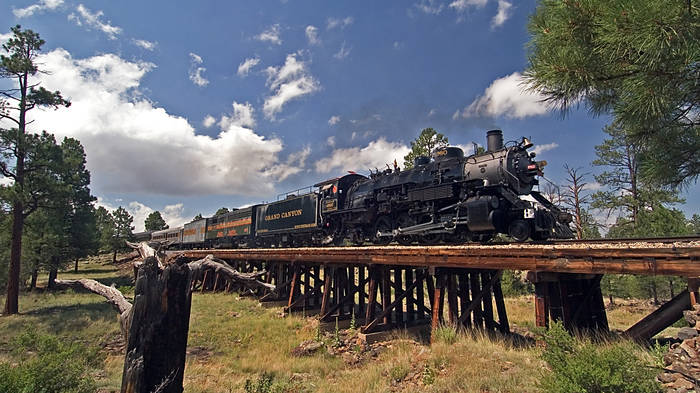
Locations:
181;238;700;341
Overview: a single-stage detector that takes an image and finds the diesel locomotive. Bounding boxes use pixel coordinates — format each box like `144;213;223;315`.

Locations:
148;129;573;248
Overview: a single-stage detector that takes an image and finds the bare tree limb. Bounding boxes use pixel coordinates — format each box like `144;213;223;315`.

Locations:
186;254;274;292
53;278;133;338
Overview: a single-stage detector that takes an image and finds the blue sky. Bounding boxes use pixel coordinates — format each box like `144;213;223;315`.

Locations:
1;0;697;231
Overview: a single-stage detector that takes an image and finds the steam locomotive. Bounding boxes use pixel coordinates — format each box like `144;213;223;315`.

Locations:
146;130;573;248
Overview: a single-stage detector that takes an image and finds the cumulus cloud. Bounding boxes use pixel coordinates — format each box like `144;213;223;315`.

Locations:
263;53;320;119
491;0;513;28
188;52;209;87
219;101;256;129
265;146;311;181
315;138;410;174
255;24;282;45
454;72;549;119
531;142;558;156
202;115;216;128
328;115;340;126
133;39;156;51
333;42;351;60
68;4;122;40
326;16;354;30
305;25;320;45
0;32;12;45
326;136;336;147
98;198;188;232
415;0;444;14
13;0;63;18
237;57;260;77
22;49;302;196
449;0;488;11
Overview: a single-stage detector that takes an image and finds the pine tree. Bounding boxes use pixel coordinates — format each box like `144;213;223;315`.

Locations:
403;128;449;169
1;26;71;314
144;211;168;231
524;0;699;188
111;207;134;263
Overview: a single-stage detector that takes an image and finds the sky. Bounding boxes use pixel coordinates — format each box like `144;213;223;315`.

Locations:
1;0;697;231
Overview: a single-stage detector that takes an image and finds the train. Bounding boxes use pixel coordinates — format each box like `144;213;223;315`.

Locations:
138;130;574;248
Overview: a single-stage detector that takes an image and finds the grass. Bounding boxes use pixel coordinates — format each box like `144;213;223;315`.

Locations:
0;257;674;392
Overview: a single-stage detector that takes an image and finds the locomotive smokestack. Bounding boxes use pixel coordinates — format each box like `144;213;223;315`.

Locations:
486;129;503;152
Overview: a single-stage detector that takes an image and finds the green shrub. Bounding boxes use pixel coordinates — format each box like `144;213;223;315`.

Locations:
243;372;298;393
432;324;458;345
389;363;410;382
0;331;102;393
500;270;533;297
539;322;662;393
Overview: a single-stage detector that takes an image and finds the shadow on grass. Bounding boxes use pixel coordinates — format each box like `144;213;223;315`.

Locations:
13;301;118;336
66;268;115;275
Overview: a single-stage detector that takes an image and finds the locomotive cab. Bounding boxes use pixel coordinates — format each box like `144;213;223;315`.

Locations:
315;173;368;214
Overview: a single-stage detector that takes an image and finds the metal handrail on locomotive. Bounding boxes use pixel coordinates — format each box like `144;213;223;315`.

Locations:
153;129;574;249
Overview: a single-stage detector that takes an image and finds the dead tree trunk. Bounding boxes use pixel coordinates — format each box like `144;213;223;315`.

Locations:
121;256;192;393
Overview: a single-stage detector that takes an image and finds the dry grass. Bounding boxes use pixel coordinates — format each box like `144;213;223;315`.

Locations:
0;258;675;392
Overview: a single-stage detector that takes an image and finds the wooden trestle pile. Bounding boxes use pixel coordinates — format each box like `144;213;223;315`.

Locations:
184;239;700;338
191;261;510;335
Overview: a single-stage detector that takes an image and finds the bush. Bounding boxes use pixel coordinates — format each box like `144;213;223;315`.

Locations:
500;270;533;297
432;324;458;345
0;331;103;393
539;322;662;393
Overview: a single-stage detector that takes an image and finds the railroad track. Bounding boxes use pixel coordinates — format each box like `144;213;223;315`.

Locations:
540;235;700;245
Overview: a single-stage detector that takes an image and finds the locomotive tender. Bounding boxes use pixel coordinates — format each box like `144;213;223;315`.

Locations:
152;130;573;248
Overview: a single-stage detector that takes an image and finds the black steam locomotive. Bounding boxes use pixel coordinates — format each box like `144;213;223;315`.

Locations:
149;130;573;248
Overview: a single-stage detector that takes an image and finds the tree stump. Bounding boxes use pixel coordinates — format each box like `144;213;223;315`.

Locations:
121;256;192;393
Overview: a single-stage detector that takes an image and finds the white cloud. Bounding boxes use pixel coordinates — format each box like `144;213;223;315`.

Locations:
255;24;282;45
0;32;12;45
449;0;488;11
13;0;63;18
133;39;156;51
416;0;444;14
326;136;336;147
328;115;340;126
326;16;354;30
265;146;311;181
491;0;513;28
202;115;216;128
21;49;302;196
98;198;189;232
237;57;260;77
305;25;320;45
315;138;410;174
428;109;437;117
219;101;256;129
333;42;351;60
263;53;320;119
68;4;122;40
455;72;549;119
531;142;558;156
188;52;209;87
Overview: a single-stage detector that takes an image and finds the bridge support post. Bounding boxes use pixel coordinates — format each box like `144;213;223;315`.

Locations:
527;272;609;333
